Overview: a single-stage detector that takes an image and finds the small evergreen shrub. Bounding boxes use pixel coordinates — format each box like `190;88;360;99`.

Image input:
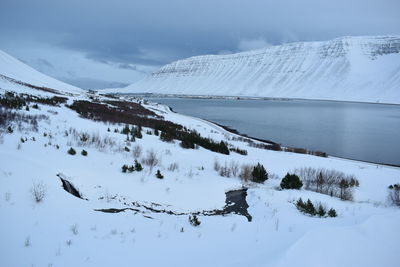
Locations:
155;170;164;179
251;163;268;183
328;208;337;217
121;125;130;135
122;164;137;173
305;199;316;216
133;126;142;139
280;173;303;189
296;198;337;218
68;147;76;155
134;159;143;171
189;215;201;226
81;149;88;156
7;126;13;133
317;205;326;217
121;164;129;173
296;198;306;213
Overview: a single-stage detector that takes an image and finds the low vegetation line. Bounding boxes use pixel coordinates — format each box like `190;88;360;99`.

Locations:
68;100;231;154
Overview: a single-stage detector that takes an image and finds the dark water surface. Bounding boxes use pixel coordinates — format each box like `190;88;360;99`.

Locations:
149;98;400;166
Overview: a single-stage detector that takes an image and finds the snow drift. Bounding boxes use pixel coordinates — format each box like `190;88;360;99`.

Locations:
119;35;400;104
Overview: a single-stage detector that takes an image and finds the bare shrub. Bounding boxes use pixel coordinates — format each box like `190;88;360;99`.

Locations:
143;149;159;171
69;128;117;151
168;162;179;172
239;164;253;182
229;161;239;177
217;161;240;178
24;236;31;247
0;108;48;133
31;181;46;203
213;159;221;172
388;184;400;206
218;163;231;177
4;191;11;202
70;224;79;235
132;145;142;158
294;167;358;200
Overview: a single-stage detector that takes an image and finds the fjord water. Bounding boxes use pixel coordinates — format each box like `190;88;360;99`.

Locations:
150;98;400;166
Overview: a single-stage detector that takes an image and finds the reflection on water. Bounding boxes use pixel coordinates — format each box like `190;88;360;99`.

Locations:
150;98;400;166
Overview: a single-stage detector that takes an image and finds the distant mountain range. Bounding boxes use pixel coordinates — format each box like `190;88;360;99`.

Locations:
112;35;400;104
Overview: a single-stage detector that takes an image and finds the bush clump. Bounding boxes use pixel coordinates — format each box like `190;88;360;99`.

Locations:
229;147;248;155
68;147;76;155
121;161;143;173
155;170;164;179
327;208;337;217
280;173;303;189
121;164;129;173
134;159;143;171
252;163;268;183
388;183;400;206
189;215;201;227
296;198;337;218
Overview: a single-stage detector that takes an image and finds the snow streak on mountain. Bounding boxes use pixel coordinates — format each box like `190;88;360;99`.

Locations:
121;36;400;104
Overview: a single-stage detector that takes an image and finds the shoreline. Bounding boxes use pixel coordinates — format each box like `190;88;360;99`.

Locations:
105;92;400;106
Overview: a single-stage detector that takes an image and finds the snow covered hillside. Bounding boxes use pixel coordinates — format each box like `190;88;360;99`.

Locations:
1;79;400;266
115;35;400;104
0;49;84;96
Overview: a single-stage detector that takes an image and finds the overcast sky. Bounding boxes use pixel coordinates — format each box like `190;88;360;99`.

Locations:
1;0;399;89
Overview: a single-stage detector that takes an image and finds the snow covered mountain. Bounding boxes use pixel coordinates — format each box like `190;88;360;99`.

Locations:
0;49;83;95
120;35;400;104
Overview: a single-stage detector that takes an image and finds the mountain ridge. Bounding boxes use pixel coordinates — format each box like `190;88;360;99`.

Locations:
114;35;400;104
0;49;83;95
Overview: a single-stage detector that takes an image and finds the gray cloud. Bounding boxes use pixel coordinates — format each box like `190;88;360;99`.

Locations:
117;63;137;71
61;77;130;90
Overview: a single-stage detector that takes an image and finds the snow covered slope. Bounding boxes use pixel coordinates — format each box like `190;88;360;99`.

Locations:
0;49;83;95
119;35;400;104
1;88;400;266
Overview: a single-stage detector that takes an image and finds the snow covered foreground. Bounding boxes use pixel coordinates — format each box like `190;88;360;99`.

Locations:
109;35;400;104
0;83;400;267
